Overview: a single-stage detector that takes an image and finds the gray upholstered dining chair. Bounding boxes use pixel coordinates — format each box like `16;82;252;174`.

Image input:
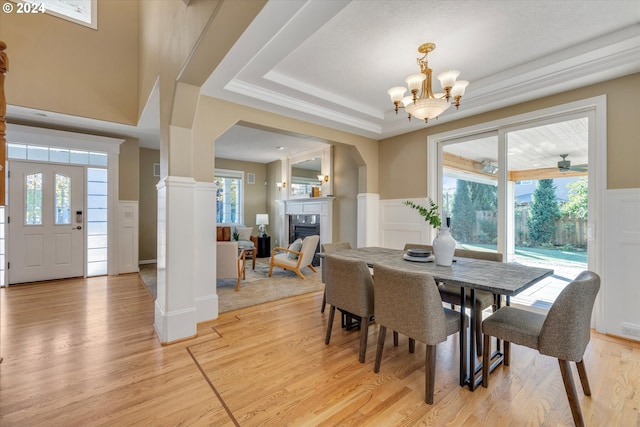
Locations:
320;242;352;313
481;270;600;427
403;243;501;356
373;263;465;404
324;254;375;363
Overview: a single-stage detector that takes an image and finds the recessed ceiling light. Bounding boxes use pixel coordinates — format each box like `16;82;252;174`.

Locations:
276;146;285;150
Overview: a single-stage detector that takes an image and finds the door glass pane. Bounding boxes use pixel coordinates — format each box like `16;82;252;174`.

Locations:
25;173;43;225
442;133;498;252
55;173;72;225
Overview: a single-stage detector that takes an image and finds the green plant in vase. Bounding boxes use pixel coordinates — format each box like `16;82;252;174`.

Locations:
404;199;442;228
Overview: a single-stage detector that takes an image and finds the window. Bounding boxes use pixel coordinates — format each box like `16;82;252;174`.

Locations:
87;168;108;276
54;173;71;225
215;169;243;224
25;173;43;225
14;0;97;29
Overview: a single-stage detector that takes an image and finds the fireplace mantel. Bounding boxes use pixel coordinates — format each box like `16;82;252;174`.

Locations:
281;197;334;247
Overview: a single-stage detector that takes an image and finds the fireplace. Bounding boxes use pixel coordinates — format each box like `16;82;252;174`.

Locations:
281;197;334;268
289;214;321;266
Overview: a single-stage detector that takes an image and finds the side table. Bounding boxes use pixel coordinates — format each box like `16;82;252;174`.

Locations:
257;236;271;258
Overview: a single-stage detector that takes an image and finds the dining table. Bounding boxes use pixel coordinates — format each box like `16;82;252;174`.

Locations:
326;246;554;390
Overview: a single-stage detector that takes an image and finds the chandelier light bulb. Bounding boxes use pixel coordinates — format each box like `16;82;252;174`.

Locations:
405;73;426;92
387;86;406;103
437;70;460;90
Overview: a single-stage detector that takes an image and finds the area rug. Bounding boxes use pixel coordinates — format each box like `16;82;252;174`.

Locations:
138;258;323;313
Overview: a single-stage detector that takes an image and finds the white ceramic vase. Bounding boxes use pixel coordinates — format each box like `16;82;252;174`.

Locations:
433;227;456;266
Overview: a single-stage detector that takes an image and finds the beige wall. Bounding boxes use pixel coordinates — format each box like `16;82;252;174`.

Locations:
139;148;160;261
119;139;140;201
380;73;640;199
138;0;265;178
332;144;360;247
0;0;138;125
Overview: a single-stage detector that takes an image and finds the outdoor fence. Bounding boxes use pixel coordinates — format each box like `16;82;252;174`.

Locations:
464;210;588;248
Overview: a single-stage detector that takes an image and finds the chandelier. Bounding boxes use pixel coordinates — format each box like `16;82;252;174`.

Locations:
387;42;469;123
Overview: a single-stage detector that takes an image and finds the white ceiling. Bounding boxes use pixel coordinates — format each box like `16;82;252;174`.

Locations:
6;0;640;166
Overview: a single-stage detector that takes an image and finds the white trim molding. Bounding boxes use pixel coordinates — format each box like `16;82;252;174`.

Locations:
357;193;379;248
117;201;139;274
603;188;640;341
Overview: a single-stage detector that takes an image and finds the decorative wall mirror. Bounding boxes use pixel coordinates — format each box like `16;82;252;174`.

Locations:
287;145;332;198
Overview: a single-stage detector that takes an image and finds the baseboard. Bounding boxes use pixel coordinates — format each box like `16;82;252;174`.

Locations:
139;259;157;265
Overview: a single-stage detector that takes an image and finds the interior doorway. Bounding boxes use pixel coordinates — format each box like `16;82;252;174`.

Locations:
436;111;592;309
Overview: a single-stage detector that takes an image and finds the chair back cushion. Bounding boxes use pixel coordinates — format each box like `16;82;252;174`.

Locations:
454;248;503;262
539;270;600;361
298;235;320;265
322;242;352;252
373;263;448;344
216;241;239;280
324;254;374;317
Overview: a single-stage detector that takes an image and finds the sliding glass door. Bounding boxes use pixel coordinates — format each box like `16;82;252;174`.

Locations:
435;112;591;307
441;132;499;254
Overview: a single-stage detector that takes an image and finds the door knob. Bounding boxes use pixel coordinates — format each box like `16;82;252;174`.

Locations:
74;226;82;230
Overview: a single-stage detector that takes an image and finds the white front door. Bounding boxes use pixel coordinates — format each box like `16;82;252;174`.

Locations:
8;161;85;284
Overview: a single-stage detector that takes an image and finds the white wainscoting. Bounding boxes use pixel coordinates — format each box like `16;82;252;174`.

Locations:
118;201;139;274
357;193;379;248
379;198;435;250
604;188;640;341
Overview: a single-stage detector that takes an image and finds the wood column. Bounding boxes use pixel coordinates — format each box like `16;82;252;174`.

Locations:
0;41;7;206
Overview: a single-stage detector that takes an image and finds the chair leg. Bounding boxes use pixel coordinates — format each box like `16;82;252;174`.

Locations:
475;309;483;357
321;288;326;313
504;341;510;366
374;326;387;373
576;359;592;396
325;306;336;345
393;331;399;347
268;260;274;277
482;333;491;388
308;264;317;272
409;338;416;354
425;344;437;404
293;268;306;280
358;316;370;363
559;358;585;427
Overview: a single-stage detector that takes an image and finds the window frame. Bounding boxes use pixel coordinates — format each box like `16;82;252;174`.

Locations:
214;168;244;225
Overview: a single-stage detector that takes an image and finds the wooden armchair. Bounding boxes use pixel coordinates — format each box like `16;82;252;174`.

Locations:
268;235;320;280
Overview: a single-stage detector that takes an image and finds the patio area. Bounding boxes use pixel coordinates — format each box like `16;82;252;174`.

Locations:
460;244;588;311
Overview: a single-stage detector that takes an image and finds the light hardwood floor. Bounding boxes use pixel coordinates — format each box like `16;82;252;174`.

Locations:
0;274;638;426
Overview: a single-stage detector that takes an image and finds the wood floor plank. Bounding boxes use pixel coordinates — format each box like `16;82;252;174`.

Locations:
1;274;639;426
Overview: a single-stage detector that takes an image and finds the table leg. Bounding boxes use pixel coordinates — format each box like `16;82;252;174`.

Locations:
459;286;468;387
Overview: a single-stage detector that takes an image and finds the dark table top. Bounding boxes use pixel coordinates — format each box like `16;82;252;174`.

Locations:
324;247;554;297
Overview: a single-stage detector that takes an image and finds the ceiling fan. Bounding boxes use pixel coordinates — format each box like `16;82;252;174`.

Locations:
557;154;588;172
